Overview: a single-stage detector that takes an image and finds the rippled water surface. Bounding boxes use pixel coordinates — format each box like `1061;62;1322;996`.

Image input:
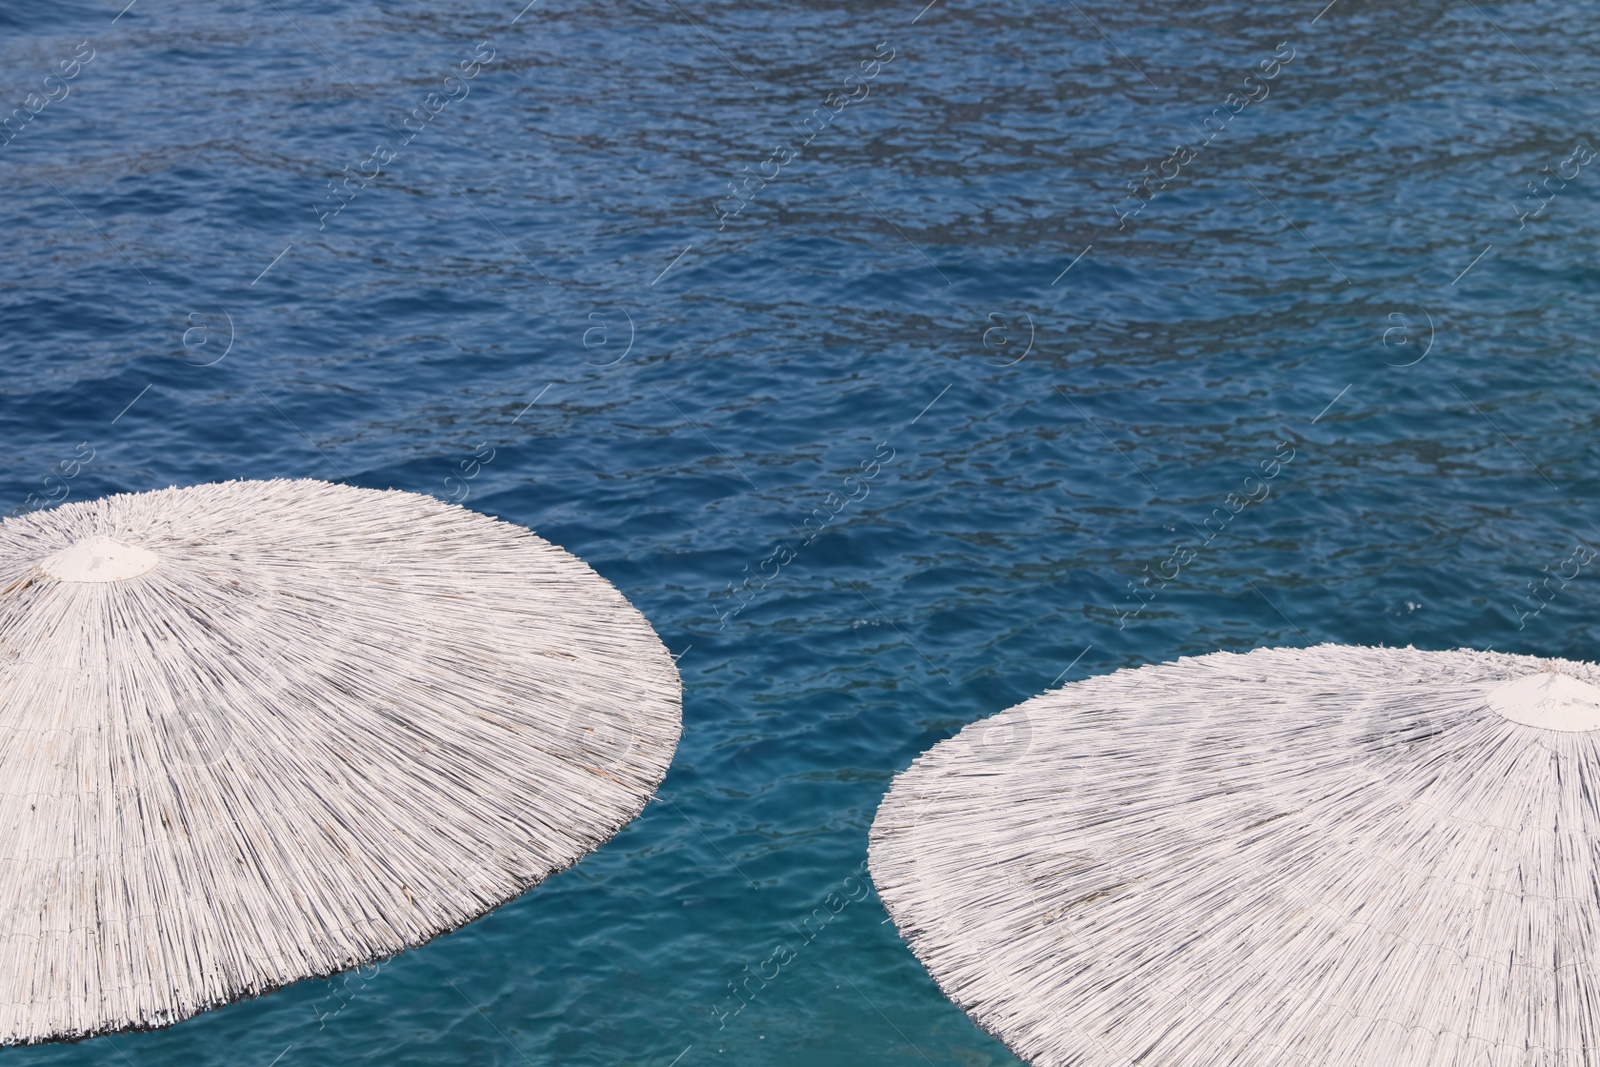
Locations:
3;0;1598;1063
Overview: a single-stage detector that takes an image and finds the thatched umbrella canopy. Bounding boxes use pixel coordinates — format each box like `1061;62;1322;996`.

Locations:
0;479;680;1045
870;644;1600;1067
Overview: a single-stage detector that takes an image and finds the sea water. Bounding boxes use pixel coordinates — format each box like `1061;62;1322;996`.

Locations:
1;0;1595;1063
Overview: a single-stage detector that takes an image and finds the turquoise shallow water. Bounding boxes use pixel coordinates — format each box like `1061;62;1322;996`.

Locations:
2;0;1598;1063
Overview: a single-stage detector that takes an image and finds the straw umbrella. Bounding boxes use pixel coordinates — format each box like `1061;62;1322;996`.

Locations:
870;644;1600;1067
0;479;681;1045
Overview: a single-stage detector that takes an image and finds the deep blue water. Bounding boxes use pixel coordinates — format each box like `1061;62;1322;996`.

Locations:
2;0;1597;1063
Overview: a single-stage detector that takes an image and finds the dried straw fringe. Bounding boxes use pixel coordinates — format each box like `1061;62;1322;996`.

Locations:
0;479;681;1045
870;645;1600;1067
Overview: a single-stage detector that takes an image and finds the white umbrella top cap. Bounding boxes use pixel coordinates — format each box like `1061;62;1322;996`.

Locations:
38;535;158;582
1484;670;1600;731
